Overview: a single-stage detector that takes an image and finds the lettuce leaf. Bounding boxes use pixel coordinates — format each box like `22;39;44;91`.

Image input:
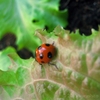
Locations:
0;26;100;100
0;0;67;51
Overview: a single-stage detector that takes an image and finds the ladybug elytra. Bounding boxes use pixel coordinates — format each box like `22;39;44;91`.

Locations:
35;43;56;64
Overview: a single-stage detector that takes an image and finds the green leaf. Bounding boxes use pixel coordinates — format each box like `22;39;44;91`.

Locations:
0;26;100;100
32;0;68;32
16;67;31;86
3;85;17;97
32;26;100;100
33;80;85;100
0;70;18;86
0;0;67;51
0;47;15;71
0;0;41;50
0;47;32;98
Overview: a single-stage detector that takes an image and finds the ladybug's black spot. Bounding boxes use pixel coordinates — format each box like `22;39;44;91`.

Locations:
40;53;43;59
38;46;42;50
45;44;50;46
47;52;52;59
41;61;44;63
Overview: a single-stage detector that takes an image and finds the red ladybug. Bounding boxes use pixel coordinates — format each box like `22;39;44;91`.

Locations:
35;43;56;64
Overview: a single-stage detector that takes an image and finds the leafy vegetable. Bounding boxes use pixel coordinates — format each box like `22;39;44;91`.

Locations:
0;0;67;51
0;47;16;71
0;26;100;100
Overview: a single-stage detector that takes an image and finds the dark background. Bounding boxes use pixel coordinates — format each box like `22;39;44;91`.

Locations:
59;0;100;35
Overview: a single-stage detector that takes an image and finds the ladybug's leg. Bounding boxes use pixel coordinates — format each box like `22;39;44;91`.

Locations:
48;62;58;69
40;64;45;75
40;64;43;69
52;41;55;45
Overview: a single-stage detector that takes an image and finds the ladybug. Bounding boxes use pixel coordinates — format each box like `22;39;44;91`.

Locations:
35;43;56;64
